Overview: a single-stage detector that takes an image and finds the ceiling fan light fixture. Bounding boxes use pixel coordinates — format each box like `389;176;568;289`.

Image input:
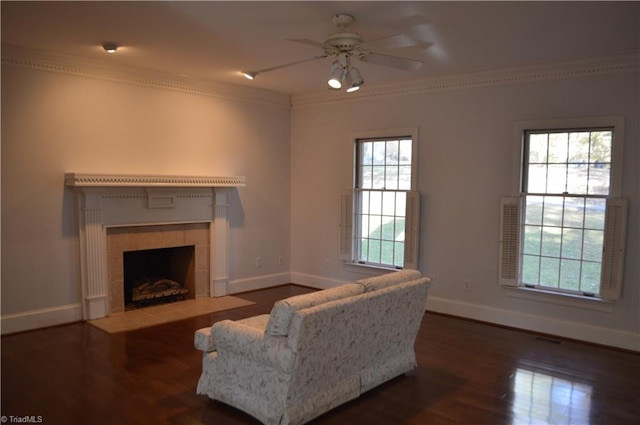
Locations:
242;71;257;80
102;42;119;53
345;66;364;92
327;62;344;89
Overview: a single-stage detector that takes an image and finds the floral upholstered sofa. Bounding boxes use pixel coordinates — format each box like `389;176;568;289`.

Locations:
194;269;431;425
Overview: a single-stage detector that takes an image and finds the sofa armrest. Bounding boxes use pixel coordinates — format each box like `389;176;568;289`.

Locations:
194;314;271;353
212;319;296;373
194;327;215;352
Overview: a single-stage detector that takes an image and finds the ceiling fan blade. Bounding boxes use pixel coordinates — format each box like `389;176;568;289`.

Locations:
249;55;327;76
286;38;326;49
360;33;419;51
359;52;423;71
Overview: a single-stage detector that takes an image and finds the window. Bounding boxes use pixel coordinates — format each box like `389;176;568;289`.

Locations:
341;130;419;270
500;117;627;301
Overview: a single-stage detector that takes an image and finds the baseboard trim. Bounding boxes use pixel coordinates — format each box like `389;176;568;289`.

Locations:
426;296;640;352
290;272;349;290
1;304;83;335
227;272;292;294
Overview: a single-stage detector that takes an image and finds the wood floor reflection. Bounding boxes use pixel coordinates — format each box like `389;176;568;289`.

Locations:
2;284;639;424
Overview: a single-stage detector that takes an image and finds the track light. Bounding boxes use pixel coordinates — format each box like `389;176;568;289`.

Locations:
102;42;119;53
242;71;257;80
327;62;344;89
345;66;364;92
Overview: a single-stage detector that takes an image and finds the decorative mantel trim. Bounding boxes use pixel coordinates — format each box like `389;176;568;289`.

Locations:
65;173;246;188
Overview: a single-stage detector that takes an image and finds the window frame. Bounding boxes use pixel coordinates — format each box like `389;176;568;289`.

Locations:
345;128;419;271
504;116;625;306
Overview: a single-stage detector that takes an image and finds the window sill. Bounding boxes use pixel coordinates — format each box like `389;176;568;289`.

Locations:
504;286;615;312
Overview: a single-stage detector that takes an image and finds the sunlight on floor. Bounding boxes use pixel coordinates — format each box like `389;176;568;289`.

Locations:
512;367;592;425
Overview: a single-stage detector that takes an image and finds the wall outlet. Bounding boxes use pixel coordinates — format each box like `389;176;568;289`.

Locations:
256;256;262;268
464;279;471;292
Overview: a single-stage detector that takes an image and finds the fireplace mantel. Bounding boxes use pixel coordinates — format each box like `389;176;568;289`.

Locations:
67;172;242;320
65;173;246;188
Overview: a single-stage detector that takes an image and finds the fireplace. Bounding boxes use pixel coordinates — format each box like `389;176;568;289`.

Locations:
107;223;210;313
66;173;246;320
124;245;194;308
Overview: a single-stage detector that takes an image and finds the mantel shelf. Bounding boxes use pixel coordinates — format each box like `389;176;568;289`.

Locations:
65;173;246;188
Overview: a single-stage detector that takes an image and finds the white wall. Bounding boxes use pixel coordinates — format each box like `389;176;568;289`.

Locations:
290;72;639;350
2;52;638;351
1;64;292;331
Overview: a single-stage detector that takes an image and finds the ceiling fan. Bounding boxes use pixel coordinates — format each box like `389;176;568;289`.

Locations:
242;14;425;92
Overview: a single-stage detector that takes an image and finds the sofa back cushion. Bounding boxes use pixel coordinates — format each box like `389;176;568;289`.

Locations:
266;283;364;336
356;269;421;292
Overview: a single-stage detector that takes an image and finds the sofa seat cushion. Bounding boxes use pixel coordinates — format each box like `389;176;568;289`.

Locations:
355;269;422;292
266;284;364;336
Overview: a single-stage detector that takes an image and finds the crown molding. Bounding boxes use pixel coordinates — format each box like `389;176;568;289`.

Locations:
291;51;640;107
3;44;637;109
1;44;291;108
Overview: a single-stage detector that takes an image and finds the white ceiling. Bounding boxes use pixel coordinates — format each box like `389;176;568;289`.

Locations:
2;1;638;95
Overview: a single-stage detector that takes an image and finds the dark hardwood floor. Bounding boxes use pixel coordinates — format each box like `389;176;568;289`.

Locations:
2;284;639;425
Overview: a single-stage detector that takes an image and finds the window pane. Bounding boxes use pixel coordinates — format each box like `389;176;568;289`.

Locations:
394;241;404;266
527;164;547;193
371;166;386;189
561;228;583;260
381;240;395;265
369;214;382;237
581;262;601;294
523;225;542;255
398;165;412;190
546;164;567;193
381;218;396;240
590;131;612;163
584;199;606;230
548;133;568;162
583;230;604;262
368;239;381;263
360;191;370;214
539;257;560;288
563;197;584;228
399;139;412;164
360;142;373;165
395;218;405;241
385;166;399;190
360;166;373;189
525;196;544;225
522;255;540;284
541;227;561;257
386;140;399;164
373;142;385;165
529;133;548;163
559;259;581;291
568;132;590;163
369;191;382;215
566;164;589;194
588;163;610;195
395;192;406;216
542;196;563;227
382;191;396;216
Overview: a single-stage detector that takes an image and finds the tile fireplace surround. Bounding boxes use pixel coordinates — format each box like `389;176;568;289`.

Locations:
66;173;246;320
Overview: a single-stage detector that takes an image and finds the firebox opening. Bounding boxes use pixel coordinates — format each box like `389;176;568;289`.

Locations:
123;245;195;310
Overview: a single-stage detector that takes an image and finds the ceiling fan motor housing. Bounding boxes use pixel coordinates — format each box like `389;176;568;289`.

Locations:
323;32;363;53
